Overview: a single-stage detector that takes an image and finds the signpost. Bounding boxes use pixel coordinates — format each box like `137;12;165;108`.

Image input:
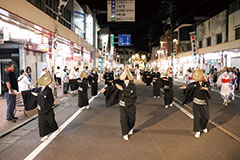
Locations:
107;0;135;22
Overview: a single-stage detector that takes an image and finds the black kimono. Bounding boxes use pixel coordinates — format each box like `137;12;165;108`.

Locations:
183;81;211;132
69;79;79;91
152;72;161;96
119;81;137;135
145;71;152;86
21;88;41;111
104;80;137;135
103;72;114;86
162;77;174;105
22;86;58;137
78;78;89;108
88;72;98;96
37;86;58;137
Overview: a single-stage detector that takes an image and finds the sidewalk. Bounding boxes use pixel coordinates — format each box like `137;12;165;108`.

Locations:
0;86;72;137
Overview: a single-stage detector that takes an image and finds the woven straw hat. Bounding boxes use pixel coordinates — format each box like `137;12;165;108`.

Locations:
80;70;88;79
93;67;98;72
192;67;205;81
37;71;53;86
120;67;134;80
166;67;172;77
221;67;228;73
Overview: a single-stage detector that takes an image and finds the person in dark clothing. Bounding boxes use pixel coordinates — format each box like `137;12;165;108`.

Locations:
26;66;32;83
31;71;58;142
78;71;89;109
103;69;114;86
152;66;161;98
3;62;19;123
88;68;98;96
236;68;240;90
161;67;174;109
145;69;152;86
180;67;211;138
101;67;137;141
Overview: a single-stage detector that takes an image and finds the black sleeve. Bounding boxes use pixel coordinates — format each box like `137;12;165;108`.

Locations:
4;72;10;82
38;87;54;114
122;84;137;107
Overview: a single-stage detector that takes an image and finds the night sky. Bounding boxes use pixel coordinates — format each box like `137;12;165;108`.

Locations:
77;0;235;52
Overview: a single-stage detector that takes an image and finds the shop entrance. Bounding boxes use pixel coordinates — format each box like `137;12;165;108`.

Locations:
0;42;20;97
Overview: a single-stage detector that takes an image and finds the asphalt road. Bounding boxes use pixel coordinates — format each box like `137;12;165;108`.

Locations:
0;81;240;160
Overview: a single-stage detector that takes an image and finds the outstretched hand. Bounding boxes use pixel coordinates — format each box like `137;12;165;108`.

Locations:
99;88;106;93
179;86;186;90
31;92;38;96
116;84;123;91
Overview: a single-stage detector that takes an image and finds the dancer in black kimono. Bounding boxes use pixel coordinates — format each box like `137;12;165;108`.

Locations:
101;67;137;141
103;69;114;86
145;69;152;86
30;71;58;142
180;67;211;138
162;67;174;108
152;66;161;98
88;68;98;96
78;71;89;109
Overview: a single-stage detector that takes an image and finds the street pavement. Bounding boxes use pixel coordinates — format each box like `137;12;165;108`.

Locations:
0;81;240;160
0;87;71;137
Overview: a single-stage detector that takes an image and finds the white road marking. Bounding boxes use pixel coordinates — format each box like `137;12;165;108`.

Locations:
173;102;193;119
173;97;240;143
24;86;106;160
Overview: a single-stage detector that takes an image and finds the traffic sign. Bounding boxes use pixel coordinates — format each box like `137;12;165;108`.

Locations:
118;34;131;46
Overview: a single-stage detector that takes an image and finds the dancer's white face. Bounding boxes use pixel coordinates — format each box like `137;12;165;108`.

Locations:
124;80;130;86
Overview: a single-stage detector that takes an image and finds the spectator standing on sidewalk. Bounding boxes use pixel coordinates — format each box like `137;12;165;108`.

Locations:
235;68;240;90
212;68;218;85
18;70;31;92
4;62;19;123
17;69;31;106
62;68;69;94
26;66;33;83
55;66;62;87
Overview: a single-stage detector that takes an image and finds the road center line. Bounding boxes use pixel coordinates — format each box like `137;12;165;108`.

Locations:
24;86;106;160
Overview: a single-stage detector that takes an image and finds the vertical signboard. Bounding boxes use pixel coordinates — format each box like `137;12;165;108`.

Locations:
190;31;197;67
70;41;74;60
107;0;135;22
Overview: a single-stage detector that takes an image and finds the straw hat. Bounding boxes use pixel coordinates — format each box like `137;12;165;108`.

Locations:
166;67;172;77
80;70;88;79
37;71;53;86
221;67;228;73
93;67;98;72
192;67;205;81
120;67;134;80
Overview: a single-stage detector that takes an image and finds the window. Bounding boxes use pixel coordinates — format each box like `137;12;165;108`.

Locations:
207;37;211;47
216;33;222;44
236;27;240;40
199;40;202;48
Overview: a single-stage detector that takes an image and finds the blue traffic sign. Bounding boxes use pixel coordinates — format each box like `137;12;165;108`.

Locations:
118;34;131;46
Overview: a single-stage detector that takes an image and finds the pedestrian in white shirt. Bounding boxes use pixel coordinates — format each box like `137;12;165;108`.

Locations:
17;69;31;107
18;69;31;92
55;66;62;87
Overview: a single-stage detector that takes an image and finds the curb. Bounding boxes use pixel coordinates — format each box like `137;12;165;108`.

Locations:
0;103;60;138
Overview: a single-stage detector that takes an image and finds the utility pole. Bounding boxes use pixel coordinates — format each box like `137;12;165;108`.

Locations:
93;9;97;68
93;10;107;68
169;0;174;68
